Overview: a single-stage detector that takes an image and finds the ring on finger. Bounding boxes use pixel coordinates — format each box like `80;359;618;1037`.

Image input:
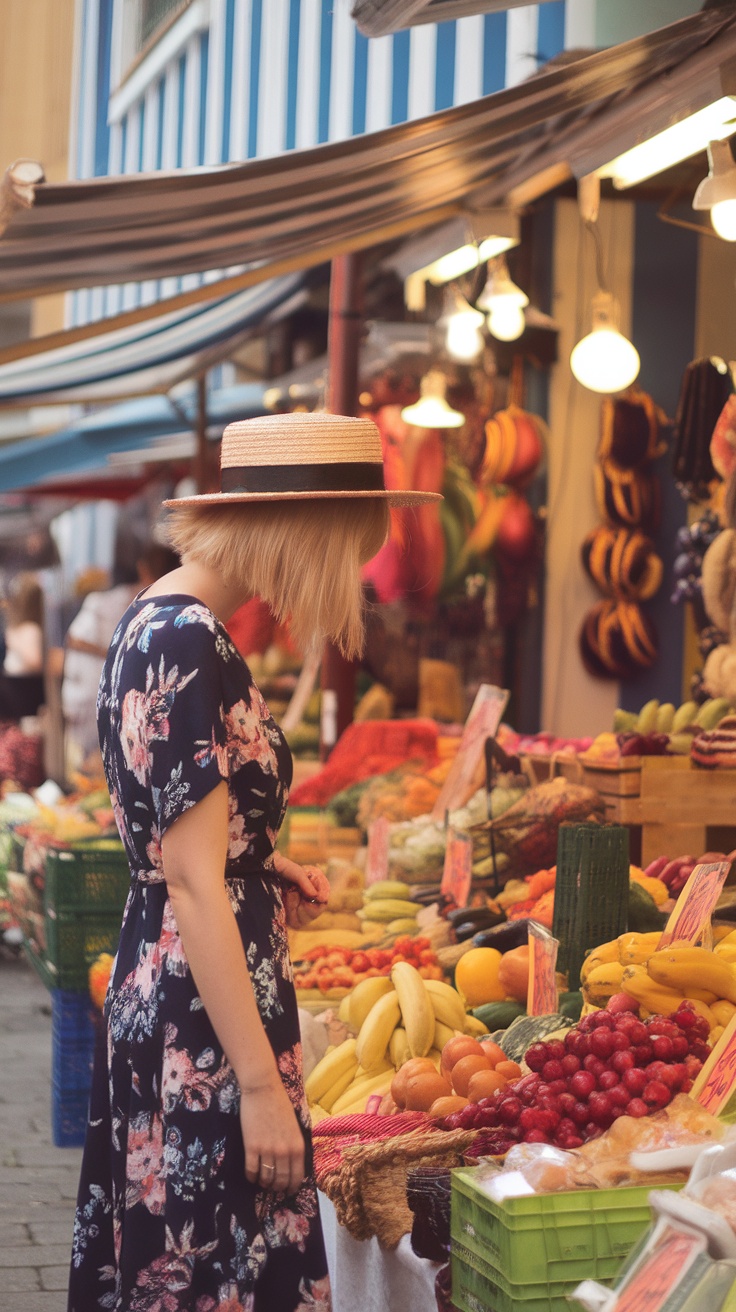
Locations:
261;1162;276;1176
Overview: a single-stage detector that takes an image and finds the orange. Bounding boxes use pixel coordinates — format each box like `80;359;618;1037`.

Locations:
495;1060;522;1082
451;1053;491;1097
478;1040;506;1069
429;1095;469;1117
455;948;505;1007
439;1035;486;1079
391;1057;437;1109
404;1071;453;1112
467;1069;507;1103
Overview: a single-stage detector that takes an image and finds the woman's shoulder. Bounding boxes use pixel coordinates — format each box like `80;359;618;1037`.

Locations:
117;597;240;669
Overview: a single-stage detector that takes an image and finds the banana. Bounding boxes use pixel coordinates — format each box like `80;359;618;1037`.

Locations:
711;1025;725;1044
356;991;402;1072
715;945;736;964
636;699;660;733
580;940;620;983
464;1014;490;1037
613;709;638;733
668;733;696;755
387;918;421;935
434;1021;459;1051
616;932;663;967
687;988;719;1005
364;880;412;902
696;697;732;729
355;1058;393;1079
305;1038;359;1104
656;703;676;733
647;948;736;1005
356;900;419;923
581;962;625;1008
309;1104;331;1126
423;978;467;1031
427;1048;443;1070
673;700;699;732
389;1026;411;1069
321;1064;360;1111
338;995;352;1026
621;966;716;1028
711;1000;736;1027
348;976;395;1033
331;1070;394;1116
391;961;435;1058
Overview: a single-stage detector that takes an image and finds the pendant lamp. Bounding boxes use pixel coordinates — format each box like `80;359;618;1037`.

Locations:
439;285;485;362
570;291;640;395
693;139;736;242
477;256;528;342
401;371;465;428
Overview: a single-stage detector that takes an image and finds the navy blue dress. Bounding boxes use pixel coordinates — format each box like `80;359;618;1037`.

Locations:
68;596;330;1312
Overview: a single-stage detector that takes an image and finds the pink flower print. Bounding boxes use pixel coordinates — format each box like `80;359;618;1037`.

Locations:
295;1274;332;1312
196;1290;254;1312
125;1112;165;1215
121;656;197;785
135;941;160;1003
161;1025;231;1114
121;688;151;785
277;1043;305;1103
225;700;274;773
227;791;255;860
159;899;188;977
266;1208;311;1253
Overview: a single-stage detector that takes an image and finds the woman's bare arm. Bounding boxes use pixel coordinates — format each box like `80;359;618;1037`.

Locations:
162;780;305;1194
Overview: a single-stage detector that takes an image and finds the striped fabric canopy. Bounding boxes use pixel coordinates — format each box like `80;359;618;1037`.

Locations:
352;0;561;38
0;274;306;406
1;8;734;309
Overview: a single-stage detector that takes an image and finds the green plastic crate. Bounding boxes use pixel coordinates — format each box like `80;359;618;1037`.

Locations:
451;1245;580;1312
44;844;130;916
451;1168;681;1287
43;912;124;991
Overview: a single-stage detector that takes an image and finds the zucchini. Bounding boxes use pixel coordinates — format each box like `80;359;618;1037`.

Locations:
447;906;505;930
500;1013;574;1064
472;920;531;953
558;991;584;1022
472;1000;526;1031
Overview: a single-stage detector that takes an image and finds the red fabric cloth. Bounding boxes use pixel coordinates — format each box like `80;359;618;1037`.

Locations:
226;597;276;657
312;1111;429;1183
289;718;439;806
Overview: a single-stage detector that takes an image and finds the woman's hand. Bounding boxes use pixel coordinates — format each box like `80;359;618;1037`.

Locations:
272;852;330;930
239;1072;306;1194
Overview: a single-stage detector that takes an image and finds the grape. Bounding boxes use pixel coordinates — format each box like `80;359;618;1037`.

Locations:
570;1070;596;1099
632;1043;653;1065
525;1044;549;1073
571;1101;590;1126
610;1049;635;1075
583;1055;606;1078
561;1054;581;1077
671;1035;689;1060
542;1060;564;1083
498;1098;522;1126
625;1098;649;1118
589;1013;615;1031
588;1092;614;1126
643;1080;671;1107
608;1084;630;1110
597;1069;620;1092
523;1129;551;1144
608;1030;631;1052
545;1041;567;1063
622;1068;648;1096
651;1035;675;1061
590;1029;616;1060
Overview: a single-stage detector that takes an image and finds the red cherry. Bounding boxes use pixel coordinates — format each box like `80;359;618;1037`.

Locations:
542;1060;565;1083
632;1043;653;1065
608;1084;630;1110
583;1124;604;1141
590;1030;615;1060
628;1022;649;1045
597;1069;620;1092
610;1050;635;1075
625;1098;649;1118
583;1055;606;1078
588;1092;614;1126
557;1092;578;1116
525;1044;549;1073
558;1133;584;1150
561;1054;581;1077
545;1041;567;1063
643;1080;671;1107
570;1070;596;1099
647;1019;679;1040
571;1101;590;1126
523;1128;551;1144
623;1068;648;1096
590;1013;615;1031
681;1078;694;1093
608;1030;632;1052
671;1035;689;1059
565;1031;590;1058
651;1035;675;1061
498;1098;522;1126
556;1117;577;1138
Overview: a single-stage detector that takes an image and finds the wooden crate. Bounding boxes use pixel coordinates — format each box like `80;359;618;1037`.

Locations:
579;757;643;826
638;757;736;867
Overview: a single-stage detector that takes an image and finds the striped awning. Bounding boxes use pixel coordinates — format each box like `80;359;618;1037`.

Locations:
0;273;306;407
1;8;734;313
352;0;559;38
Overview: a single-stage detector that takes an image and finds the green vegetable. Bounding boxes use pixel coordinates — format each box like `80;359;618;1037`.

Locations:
500;1013;574;1063
628;881;668;934
472;1000;526;1031
558;991;584;1021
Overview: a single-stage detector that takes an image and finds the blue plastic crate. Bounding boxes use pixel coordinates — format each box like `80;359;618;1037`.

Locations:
51;989;95;1092
51;1080;89;1148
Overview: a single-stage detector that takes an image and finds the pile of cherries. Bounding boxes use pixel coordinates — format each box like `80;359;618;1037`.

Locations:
439;1001;709;1157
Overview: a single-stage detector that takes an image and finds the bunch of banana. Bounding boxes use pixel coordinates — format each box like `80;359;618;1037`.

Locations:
613;697;734;750
307;966;487;1120
357;879;421;939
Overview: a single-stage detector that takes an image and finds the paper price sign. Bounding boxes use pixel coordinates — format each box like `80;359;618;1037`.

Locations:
431;684;509;821
441;828;473;908
613;1225;706;1312
527;922;559;1017
366;817;390;887
692;1011;736;1114
658;860;731;949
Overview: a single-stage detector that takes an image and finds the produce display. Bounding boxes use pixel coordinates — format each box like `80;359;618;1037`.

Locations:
583;695;736;762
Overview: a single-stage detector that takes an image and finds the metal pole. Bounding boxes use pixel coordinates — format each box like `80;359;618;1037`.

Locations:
195;373;208;493
320;253;363;760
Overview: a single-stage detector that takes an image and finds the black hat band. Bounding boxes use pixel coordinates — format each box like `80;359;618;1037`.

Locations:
220;461;386;495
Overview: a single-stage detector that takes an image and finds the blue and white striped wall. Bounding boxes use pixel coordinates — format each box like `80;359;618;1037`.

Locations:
69;0;577;324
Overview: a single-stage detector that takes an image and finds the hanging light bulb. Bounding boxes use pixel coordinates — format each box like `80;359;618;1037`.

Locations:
477;256;528;343
439;285;485;361
570;291;640;394
693;139;736;242
401;370;465;429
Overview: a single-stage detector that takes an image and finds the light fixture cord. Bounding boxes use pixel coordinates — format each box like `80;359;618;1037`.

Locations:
584;218;609;294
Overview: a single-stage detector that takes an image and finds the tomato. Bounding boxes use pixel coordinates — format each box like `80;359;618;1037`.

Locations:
419;949;437;965
298;971;317;989
332;967;355;987
351;952;369;974
392;936;416;956
304;946;328;962
326;950;349;968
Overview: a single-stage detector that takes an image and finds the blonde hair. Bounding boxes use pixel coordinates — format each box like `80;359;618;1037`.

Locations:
166;498;389;659
5;573;43;628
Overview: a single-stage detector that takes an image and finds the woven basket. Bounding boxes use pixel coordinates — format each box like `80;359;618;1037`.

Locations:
320;1127;476;1249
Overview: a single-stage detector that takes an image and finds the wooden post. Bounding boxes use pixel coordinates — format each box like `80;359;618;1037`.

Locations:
195;373;208;493
320;253;363;760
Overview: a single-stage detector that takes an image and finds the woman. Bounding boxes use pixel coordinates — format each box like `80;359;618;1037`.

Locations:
68;412;438;1312
0;572;45;719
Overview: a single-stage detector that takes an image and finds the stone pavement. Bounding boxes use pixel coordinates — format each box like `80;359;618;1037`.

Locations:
0;948;82;1311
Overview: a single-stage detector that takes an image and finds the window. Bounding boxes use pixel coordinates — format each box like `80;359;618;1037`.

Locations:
139;0;188;47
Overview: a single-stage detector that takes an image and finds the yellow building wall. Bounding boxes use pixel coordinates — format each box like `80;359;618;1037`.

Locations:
0;0;75;337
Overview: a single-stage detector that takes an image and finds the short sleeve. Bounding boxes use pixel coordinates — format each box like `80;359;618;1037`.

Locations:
143;616;229;837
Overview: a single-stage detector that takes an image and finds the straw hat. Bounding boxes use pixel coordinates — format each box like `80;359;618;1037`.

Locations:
164;412;441;507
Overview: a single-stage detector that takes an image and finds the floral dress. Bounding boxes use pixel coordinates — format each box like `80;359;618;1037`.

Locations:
68;596;331;1312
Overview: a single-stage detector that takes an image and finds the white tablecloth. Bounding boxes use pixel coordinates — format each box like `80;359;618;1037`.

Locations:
319;1192;440;1312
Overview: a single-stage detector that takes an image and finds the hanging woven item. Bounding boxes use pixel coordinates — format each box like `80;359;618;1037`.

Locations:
598;388;666;469
481;404;546;490
594;459;661;533
579;599;659;680
672;356;733;501
581;526;663;601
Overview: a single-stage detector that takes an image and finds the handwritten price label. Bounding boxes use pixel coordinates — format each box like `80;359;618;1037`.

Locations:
658;861;731;948
441;828;473;908
613;1225;706;1312
431;684;509;821
527;923;559;1016
366;817;390;887
692;1011;736;1114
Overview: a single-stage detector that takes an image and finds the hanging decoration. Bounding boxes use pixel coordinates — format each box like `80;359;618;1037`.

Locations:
579;389;665;679
672;356;734;502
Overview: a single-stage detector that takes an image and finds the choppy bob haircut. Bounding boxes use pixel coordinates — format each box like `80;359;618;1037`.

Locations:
165;497;390;660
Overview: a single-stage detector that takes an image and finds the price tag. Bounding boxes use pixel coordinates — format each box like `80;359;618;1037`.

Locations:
691;1011;736;1114
431;685;509;821
658;861;731;949
365;817;390;887
612;1225;707;1312
441;828;473;908
527;922;559;1016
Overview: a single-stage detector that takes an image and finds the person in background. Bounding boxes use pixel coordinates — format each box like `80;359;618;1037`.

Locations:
62;544;180;769
0;573;45;720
